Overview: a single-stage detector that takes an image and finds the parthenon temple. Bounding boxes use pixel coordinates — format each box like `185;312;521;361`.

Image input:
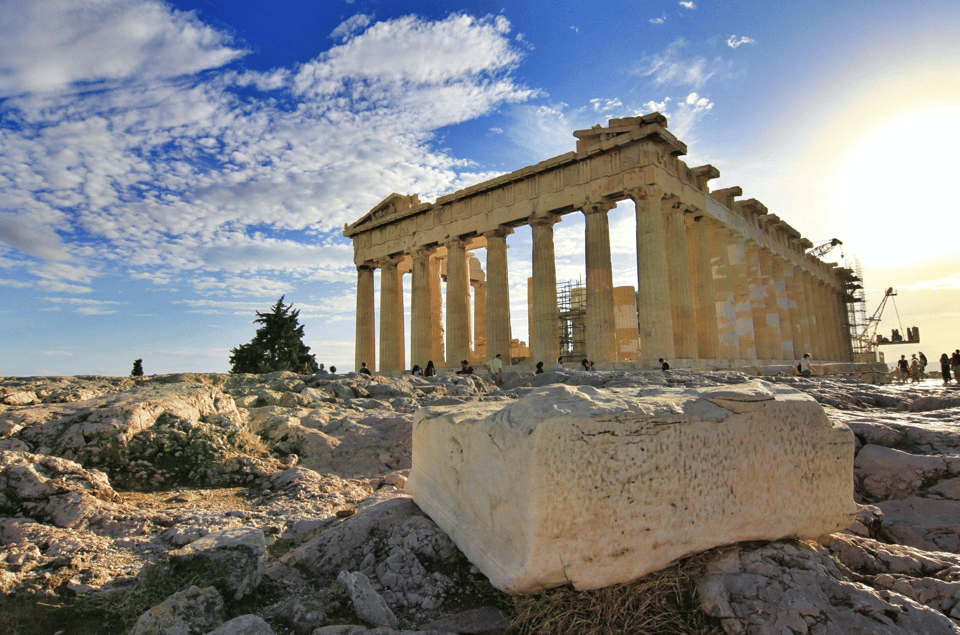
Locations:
343;113;855;372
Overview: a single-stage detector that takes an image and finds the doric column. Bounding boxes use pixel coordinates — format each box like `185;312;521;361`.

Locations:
746;242;772;360
630;186;675;360
801;272;822;358
355;263;377;373
664;201;697;358
708;222;739;360
837;288;852;361
379;257;404;372
686;214;719;360
530;213;561;366
473;280;487;356
583;200;618;362
771;256;795;360
727;238;757;359
484;226;513;363
758;248;783;360
445;237;471;367
785;264;804;358
429;253;445;365
823;281;841;360
410;246;434;369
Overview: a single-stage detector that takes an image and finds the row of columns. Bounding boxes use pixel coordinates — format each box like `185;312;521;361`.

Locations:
355;192;851;372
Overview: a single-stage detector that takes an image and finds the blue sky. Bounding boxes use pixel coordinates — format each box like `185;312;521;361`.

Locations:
1;0;958;376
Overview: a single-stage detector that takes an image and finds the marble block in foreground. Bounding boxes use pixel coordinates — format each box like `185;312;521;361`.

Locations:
406;381;856;594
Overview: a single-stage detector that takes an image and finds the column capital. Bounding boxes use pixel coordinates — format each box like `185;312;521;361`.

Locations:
483;225;514;239
625;184;664;202
357;261;378;272
581;199;617;215
528;212;560;228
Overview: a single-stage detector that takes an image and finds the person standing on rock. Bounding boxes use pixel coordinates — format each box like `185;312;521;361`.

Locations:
486;353;504;386
909;354;921;383
940;354;952;386
952;350;960;384
897;355;909;383
919;352;928;373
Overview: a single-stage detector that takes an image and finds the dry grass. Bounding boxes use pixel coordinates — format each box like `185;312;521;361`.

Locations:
509;550;725;635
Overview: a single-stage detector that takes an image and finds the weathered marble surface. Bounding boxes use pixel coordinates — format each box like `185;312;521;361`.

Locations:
408;380;857;593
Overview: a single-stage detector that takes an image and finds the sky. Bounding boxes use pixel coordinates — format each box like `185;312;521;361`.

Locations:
1;0;958;376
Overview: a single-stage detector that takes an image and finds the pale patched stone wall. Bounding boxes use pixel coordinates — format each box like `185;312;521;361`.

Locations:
407;381;856;593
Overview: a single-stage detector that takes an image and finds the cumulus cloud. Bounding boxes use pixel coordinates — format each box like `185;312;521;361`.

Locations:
727;35;755;49
634;39;727;89
0;7;535;301
0;0;244;96
0;213;71;260
650;15;667;25
330;14;373;41
680;1;696;9
590;98;624;112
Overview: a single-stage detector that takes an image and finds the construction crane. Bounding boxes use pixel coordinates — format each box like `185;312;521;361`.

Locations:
856;287;920;352
807;238;843;259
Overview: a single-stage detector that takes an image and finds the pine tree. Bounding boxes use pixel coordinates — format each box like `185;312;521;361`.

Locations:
131;359;144;377
229;296;317;374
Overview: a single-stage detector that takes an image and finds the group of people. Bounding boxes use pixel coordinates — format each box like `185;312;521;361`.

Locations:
895;353;926;384
938;350;960;386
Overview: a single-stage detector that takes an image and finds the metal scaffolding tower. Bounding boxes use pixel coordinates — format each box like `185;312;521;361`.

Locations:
845;257;868;355
557;278;586;361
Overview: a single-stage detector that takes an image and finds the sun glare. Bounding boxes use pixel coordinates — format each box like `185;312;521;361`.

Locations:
830;104;960;267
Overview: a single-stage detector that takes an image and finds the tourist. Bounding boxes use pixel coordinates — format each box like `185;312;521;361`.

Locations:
896;355;909;383
535;361;544;374
589;361;595;371
940;354;952;386
952;350;960;385
659;357;670;371
919;352;928;373
359;362;373;376
456;359;474;375
909;354;921;383
581;358;590;371
486;353;504;386
555;356;564;370
424;360;436;377
412;364;422;376
316;364;328;375
301;363;311;375
798;353;812;378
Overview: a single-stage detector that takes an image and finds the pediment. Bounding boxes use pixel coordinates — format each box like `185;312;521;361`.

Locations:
348;193;422;232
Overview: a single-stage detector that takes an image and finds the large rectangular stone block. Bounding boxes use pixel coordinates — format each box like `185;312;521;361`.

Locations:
407;380;856;594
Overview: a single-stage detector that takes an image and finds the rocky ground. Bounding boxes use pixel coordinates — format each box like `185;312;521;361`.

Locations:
0;368;958;635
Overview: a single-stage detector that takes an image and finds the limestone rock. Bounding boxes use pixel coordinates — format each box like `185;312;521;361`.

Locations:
129;584;224;635
698;541;960;635
206;614;276;635
169;526;267;601
337;570;399;629
408;380;856;593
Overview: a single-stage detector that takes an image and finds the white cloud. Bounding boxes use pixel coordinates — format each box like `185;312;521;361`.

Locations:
40;296;123;314
330;14;373;41
0;8;536;298
0;213;72;260
0;0;244;96
727;35;755;49
634;39;727;89
590;98;624;112
680;1;696;9
903;272;960;291
650;15;667;25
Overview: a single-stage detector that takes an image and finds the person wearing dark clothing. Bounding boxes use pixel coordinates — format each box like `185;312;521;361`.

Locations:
456;359;474;375
359;362;373;376
658;358;670;371
940;354;953;386
535;361;544;374
424;360;436;377
952;351;960;385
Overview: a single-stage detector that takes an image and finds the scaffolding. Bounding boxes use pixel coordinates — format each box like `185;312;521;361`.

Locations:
845;257;868;356
557;278;587;361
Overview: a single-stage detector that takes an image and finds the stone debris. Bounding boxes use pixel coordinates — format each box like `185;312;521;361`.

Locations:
337;570;399;629
408;379;856;593
0;371;957;634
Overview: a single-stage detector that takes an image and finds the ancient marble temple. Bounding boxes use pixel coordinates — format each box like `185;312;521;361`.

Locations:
343;113;854;372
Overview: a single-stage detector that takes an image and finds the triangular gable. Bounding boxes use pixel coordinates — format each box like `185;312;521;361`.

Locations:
347;193;422;233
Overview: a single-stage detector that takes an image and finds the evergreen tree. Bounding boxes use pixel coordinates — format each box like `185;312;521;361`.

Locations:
229;296;317;374
131;359;144;377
